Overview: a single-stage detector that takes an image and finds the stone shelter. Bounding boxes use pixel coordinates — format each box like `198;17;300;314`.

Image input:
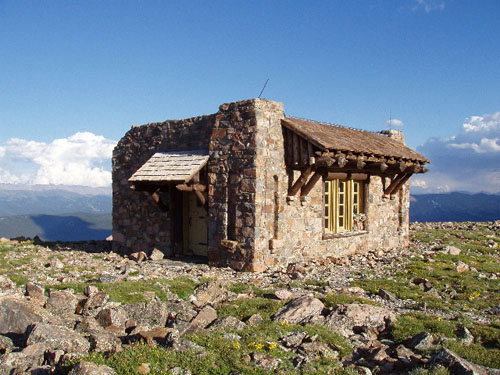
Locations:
112;99;429;272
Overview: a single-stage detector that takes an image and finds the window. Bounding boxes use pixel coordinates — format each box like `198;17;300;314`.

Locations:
324;179;366;233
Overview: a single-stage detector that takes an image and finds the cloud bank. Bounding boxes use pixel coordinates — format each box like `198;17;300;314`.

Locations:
412;112;500;194
0;132;116;188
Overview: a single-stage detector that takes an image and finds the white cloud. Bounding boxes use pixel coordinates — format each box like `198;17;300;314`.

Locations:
413;111;500;194
412;0;445;13
0;132;116;187
386;118;404;127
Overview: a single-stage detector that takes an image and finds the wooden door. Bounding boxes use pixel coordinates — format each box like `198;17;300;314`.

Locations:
183;192;208;256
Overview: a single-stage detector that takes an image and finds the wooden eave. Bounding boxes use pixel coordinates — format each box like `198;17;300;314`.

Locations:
282;119;429;197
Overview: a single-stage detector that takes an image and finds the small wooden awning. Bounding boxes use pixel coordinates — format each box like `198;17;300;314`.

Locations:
129;150;209;184
129;150;209;209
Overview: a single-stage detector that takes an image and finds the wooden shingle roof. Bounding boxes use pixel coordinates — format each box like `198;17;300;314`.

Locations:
282;117;429;163
129;150;209;183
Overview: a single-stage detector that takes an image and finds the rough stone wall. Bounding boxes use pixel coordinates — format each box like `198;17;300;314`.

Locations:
250;100;411;269
112;98;411;270
112;115;215;255
207;99;262;270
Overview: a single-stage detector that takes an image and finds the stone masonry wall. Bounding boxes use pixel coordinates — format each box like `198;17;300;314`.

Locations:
113;98;411;271
250;100;411;270
112;115;215;256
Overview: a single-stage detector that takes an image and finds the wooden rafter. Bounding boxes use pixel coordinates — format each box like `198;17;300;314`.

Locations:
288;167;312;196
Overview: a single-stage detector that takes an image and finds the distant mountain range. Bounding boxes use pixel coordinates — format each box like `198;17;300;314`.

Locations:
410;192;500;222
0;185;499;241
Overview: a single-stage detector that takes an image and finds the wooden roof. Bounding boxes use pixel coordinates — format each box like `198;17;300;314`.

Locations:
282;117;429;163
129;150;209;183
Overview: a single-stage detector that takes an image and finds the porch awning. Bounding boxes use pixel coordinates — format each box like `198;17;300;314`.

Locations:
128;150;209;184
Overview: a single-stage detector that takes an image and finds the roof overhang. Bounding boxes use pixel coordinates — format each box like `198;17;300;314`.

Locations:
128;150;209;185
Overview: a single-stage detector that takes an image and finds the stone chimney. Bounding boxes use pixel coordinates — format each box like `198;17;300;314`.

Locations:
379;129;405;145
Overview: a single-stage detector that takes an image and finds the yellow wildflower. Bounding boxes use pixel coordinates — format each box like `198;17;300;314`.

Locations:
268;342;278;350
232;342;241;349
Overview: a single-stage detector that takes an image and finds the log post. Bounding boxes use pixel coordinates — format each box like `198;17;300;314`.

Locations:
288;167;312;196
300;171;322;197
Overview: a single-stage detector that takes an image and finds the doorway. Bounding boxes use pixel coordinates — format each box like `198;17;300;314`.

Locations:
182;192;208;256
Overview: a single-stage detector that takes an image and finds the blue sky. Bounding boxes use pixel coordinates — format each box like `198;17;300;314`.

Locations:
0;0;499;192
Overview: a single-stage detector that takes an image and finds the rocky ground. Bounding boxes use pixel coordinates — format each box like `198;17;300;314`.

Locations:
0;222;499;374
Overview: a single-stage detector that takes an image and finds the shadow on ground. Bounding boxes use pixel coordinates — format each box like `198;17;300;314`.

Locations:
30;214;111;242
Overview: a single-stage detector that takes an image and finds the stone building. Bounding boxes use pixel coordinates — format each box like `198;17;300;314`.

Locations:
112;99;428;272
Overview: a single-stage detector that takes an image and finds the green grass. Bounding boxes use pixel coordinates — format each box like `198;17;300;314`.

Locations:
48;276;204;304
217;297;286;321
321;293;380;308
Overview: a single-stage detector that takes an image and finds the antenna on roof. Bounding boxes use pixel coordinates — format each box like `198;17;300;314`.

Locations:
258;79;269;98
389;110;392;130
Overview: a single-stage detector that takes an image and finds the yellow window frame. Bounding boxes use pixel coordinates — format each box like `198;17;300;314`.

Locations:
324;179;364;233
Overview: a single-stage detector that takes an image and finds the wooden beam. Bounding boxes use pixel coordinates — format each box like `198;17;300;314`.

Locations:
336;154;348;168
194;190;206;205
325;172;348;181
314;156;336;168
390;173;412;195
351;173;369;181
288;167;312;196
176;183;206;192
292;132;300;165
384;173;407;195
356;158;366;170
399;160;407;172
150;190;168;212
300;171;323;197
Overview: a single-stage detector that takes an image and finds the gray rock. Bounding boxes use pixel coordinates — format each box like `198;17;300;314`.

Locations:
0;334;15;354
251;352;281;371
165;301;197;322
209;316;246;331
149;248;164;261
68;361;116;375
169;367;192;375
431;347;500;375
0;296;53;338
456;325;474;346
193;281;226;305
81;292;109;314
25;283;44;297
26;323;90;354
274;289;295;300
442;245;461;255
123;300;169;327
273;296;325;324
300;341;339;359
281;331;308;348
378;289;398;302
0;275;15;290
95;307;128;328
324;303;396;338
46;290;78;316
406;332;434;351
188;305;217;330
87;331;122;353
172;339;206;356
245;313;263;326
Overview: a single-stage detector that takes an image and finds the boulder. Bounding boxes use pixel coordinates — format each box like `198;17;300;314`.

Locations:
245;313;263;326
300;341;339;359
123;301;169;327
189;305;217;330
274;289;295;300
165;301;197;322
430;348;499;375
129;251;147;263
378;289;398;302
149;248;164;261
406;332;434;351
46;290;78;316
87;331;122;353
442;245;461;255
0;334;15;354
281;331;308;348
26;323;90;354
193;281;226;305
456;325;474;346
172;339;207;356
209;316;246;331
273;296;325;324
25;283;45;298
95;307;128;328
251;352;281;371
324;303;396;338
68;361;116;375
0;275;15;290
80;292;109;315
0;296;53;339
456;261;470;273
